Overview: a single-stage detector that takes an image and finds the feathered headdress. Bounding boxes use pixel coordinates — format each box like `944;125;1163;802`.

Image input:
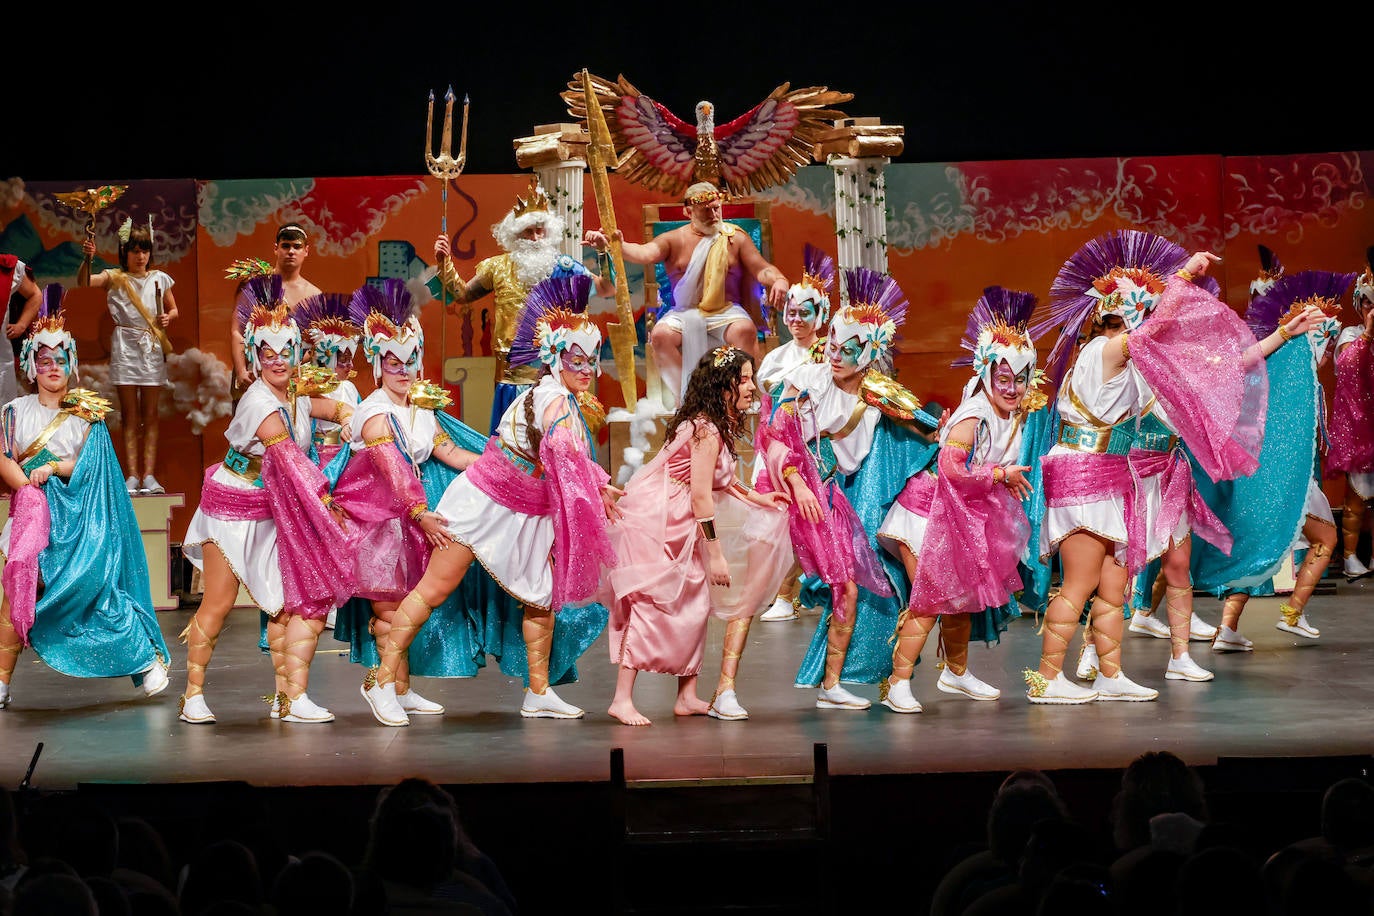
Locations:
508;274;601;371
1354;246;1374;313
225;257;274;282
1034;230;1220;387
21;283;77;381
293;292;362;372
829;267;907;369
1250;245;1284;299
351;278;423;383
784;243;836;333
952;286;1040;384
1247;269;1356;363
236;275;300;373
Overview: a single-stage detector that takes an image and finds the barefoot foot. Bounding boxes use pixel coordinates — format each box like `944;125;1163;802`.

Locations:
673;695;711;717
608;700;651;726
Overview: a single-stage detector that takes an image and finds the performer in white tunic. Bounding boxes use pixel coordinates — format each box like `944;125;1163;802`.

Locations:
0;255;42;407
359;274;620;726
79;219;177;495
293;292;362;466
178;278;356;725
877;286;1042;713
756;244;833;622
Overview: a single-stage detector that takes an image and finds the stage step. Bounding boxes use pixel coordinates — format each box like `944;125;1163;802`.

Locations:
609;744;833;916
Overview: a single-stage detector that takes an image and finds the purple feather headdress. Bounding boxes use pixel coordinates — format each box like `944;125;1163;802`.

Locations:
1246;269;1356;338
785;243;837;330
508;274;600;369
293;292;359;337
829;267;908;369
1032;230;1220;388
22;283;77;379
952;286;1039;369
234;274;285;335
353;279;422;379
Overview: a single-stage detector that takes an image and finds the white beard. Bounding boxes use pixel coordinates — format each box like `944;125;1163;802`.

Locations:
509;238;560;289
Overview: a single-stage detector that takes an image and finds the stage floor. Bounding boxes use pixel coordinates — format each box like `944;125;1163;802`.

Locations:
3;578;1372;792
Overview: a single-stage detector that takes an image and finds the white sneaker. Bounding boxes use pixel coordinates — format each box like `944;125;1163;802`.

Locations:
1025;671;1098;705
142;475;164;495
281;692;334;723
520;686;585;719
0;681;11;709
178;694;216;724
937;666;1001;700
1076;643;1100;681
325;608;337;631
361;679;409;727
816;683;871;710
397;688;445;715
1276;612;1321;639
1128;613;1171;639
1094;670;1159;702
125;475;140;495
141;657;170;698
707;688;749;720
759;597;799;622
880;677;922;713
1165;653;1214;682
1212;625;1253;652
1345;555;1371;580
1188;614;1218;642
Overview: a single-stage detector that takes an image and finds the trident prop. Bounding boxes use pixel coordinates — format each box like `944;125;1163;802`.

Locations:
426;86;469;365
55;185;127;281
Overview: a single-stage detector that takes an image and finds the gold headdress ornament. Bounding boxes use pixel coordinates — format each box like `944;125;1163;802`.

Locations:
711;345;742;368
512;177;551;216
684;182;727;206
225;257;274;281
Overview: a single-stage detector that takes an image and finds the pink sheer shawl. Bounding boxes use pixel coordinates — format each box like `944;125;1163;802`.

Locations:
2;484;50;644
1327;336;1374;475
330;442;430;600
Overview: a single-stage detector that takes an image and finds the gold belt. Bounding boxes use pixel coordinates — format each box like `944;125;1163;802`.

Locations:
314;428;342;446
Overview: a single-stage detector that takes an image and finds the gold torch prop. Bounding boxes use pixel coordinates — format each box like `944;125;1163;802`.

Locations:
425;86;470;369
577;69;639;411
56;184;128;284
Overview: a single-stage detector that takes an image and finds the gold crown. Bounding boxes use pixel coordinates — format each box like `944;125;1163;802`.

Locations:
513;177;550;216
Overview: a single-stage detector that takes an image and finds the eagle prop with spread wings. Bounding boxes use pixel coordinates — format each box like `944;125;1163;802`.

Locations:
563;73;853;198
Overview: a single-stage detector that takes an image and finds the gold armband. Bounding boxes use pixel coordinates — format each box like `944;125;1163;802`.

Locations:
944;438;972;451
781;466;800;481
261;431;291;448
364;435;395;448
697;517;718;541
433;431;452;449
408;503;428;523
331;400;349;423
1120;333;1131;361
321;494;335;509
1176;268;1194;282
993;466;1005;484
1277;324;1294;342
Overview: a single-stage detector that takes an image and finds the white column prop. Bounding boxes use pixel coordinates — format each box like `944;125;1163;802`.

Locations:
829;155;892;300
537;160;589;259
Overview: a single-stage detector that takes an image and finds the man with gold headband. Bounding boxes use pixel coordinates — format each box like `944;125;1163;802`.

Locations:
584;181;789;407
433;178;613;433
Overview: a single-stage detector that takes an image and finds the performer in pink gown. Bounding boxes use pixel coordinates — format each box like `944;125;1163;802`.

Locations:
604;346;792;726
877;287;1042;713
1328;251;1374;580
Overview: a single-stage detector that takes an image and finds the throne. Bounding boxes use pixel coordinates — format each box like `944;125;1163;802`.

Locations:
606;198;776;486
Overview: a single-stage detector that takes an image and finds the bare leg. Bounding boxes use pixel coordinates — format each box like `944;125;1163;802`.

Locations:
182;544;240;698
714;616;752;701
821;582;858;690
117;385;140;480
674;674;710;716
939;615;972;676
888;611;936;683
1280;519;1337;634
608;666;650;726
1036;532;1106;680
1343;481;1367;566
1220;593;1249;631
649;321;683;405
1091;557;1129;678
265;614;288;703
723;317;760;363
522;605;554;695
140;385;161;482
281;613;326;700
1161;536;1193;661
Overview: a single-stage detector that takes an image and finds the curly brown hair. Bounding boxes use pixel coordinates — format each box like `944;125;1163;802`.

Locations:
664;346;754;460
